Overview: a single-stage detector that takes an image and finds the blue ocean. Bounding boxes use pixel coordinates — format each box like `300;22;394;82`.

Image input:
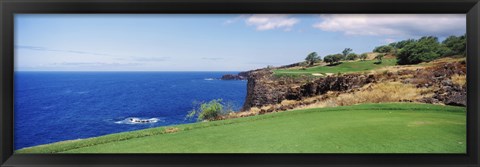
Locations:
14;72;247;150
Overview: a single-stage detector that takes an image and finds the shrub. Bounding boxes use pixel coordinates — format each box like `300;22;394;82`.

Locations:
375;54;385;64
359;53;368;61
299;61;308;67
324;54;342;65
346;53;358;60
186;99;230;121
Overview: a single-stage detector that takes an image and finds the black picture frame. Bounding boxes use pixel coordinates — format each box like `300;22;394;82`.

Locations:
1;0;479;166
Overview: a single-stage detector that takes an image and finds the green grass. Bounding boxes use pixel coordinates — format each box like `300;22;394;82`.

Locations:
273;58;397;77
17;103;466;153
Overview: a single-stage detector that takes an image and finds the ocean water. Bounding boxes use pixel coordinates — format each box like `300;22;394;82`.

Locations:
14;72;247;150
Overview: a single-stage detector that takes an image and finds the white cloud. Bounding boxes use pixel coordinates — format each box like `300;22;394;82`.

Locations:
313;14;465;37
245;14;299;31
223;15;246;25
384;38;397;44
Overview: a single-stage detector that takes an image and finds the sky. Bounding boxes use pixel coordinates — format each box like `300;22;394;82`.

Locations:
14;14;466;71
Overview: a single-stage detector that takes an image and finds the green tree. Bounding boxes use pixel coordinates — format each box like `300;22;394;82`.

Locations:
359;53;368;61
397;36;444;65
342;48;353;59
373;45;394;53
323;55;334;64
324;54;342;65
305;52;321;66
388;39;416;55
442;35;466;56
334;54;343;62
346;53;358;60
389;39;416;49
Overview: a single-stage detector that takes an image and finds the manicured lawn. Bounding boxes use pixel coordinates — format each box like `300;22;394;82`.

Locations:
273;58;397;77
17;103;466;153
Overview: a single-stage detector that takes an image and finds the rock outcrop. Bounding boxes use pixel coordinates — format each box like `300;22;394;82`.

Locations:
413;61;467;106
242;70;378;110
220;70;256;80
221;62;304;81
221;74;246;80
242;60;467;111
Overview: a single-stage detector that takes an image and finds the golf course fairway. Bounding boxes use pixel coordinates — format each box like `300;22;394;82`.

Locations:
17;103;466;153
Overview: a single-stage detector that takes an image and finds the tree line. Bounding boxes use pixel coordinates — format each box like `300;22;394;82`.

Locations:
304;34;466;66
373;35;466;65
305;48;374;66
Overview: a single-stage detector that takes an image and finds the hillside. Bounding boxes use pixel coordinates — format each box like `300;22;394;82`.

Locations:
241;57;466;113
17;103;466;153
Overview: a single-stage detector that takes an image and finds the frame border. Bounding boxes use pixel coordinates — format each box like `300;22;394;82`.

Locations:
1;0;479;166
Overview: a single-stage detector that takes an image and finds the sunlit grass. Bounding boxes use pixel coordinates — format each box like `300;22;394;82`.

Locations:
17;103;466;153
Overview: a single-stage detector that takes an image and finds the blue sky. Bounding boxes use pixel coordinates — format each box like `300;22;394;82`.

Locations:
15;14;466;71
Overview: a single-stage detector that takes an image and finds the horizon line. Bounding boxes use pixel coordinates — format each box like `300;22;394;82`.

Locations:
14;70;246;72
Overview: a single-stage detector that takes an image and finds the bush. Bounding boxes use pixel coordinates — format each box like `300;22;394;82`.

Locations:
186;99;231;121
397;36;444;65
346;53;358;60
324;54;342;65
359;53;368;61
375;54;385;64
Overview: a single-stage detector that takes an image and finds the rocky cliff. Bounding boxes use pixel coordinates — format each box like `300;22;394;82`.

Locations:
242;70;377;110
220;70;258;80
241;60;467;111
220;63;303;80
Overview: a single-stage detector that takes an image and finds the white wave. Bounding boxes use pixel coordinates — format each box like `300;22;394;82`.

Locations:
114;117;161;124
204;78;216;80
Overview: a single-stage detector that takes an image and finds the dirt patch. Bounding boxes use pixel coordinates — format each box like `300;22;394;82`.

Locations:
165;127;180;133
311;73;324;76
407;121;434;127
